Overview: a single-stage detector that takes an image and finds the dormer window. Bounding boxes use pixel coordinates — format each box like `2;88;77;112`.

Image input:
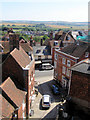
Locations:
36;49;41;54
1;49;3;52
54;41;58;46
66;36;70;40
87;66;90;71
85;52;89;58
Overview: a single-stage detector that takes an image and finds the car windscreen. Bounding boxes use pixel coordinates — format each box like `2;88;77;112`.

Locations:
44;102;49;104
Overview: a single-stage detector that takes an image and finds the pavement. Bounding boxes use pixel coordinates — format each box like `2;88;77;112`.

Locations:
30;91;60;120
29;69;68;120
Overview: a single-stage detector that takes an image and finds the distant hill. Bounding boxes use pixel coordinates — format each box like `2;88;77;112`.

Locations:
1;20;88;26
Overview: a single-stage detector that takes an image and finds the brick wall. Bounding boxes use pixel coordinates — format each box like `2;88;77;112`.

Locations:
54;50;77;87
2;55;25;87
3;55;35;118
70;71;89;102
9;33;19;52
26;60;35;117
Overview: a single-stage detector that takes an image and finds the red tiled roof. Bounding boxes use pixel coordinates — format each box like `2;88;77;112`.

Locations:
0;94;15;118
20;43;33;52
0;77;26;108
10;47;31;68
0;41;10;53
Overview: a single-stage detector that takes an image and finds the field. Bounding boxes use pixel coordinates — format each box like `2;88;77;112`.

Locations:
46;24;70;29
0;23;33;26
46;24;88;30
0;21;88;30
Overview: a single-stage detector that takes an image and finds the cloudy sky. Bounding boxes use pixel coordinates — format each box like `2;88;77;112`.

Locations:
0;0;89;22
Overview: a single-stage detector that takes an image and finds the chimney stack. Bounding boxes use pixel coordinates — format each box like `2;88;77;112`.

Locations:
50;31;53;40
9;33;19;52
40;39;43;46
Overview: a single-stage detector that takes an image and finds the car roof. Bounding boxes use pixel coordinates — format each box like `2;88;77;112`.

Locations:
42;63;51;66
42;95;50;102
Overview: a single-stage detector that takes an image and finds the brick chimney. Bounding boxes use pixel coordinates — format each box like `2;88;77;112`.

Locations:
40;39;43;46
9;33;19;52
50;31;53;40
30;35;33;47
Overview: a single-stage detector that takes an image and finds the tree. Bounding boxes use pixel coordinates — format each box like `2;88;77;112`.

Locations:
43;35;49;40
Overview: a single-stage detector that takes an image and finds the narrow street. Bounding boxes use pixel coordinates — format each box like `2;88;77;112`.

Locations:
30;69;62;120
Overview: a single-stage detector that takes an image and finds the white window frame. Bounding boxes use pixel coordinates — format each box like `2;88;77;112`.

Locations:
31;77;33;81
54;52;57;60
62;75;67;87
85;52;89;58
54;71;57;77
22;100;26;110
31;91;33;95
29;96;32;100
23;112;26;119
29;76;31;85
54;61;57;69
66;68;70;77
67;60;71;67
62;66;66;74
62;57;66;64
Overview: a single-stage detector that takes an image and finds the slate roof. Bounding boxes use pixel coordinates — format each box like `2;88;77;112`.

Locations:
0;77;26;108
71;59;90;74
10;47;31;68
60;41;90;58
0;94;15;118
33;46;51;55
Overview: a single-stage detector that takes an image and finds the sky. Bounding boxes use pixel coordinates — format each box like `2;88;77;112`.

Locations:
0;0;89;22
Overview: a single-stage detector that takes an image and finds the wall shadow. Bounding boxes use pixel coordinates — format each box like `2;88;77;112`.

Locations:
36;79;66;103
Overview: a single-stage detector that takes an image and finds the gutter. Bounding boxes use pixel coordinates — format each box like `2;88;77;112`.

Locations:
55;49;79;60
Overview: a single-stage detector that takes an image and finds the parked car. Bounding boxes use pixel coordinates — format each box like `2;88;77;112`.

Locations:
40;63;53;70
42;95;51;108
51;84;60;95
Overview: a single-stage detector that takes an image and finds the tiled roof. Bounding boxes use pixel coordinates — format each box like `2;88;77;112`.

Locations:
0;94;15;118
55;31;63;36
49;40;61;47
0;44;4;49
20;43;33;52
0;41;10;53
10;47;31;68
71;59;90;74
61;41;89;58
0;77;26;108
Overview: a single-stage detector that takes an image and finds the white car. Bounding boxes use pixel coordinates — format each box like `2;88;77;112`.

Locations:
41;63;53;70
42;95;51;108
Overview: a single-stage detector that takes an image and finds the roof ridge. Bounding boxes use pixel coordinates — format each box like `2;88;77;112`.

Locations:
0;77;10;88
10;48;18;55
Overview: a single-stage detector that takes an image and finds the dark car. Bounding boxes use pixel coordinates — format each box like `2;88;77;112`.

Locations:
51;84;60;95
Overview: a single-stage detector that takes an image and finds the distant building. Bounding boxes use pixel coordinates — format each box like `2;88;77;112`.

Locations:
69;59;90;114
0;33;33;63
33;45;52;64
44;30;76;64
54;41;90;90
